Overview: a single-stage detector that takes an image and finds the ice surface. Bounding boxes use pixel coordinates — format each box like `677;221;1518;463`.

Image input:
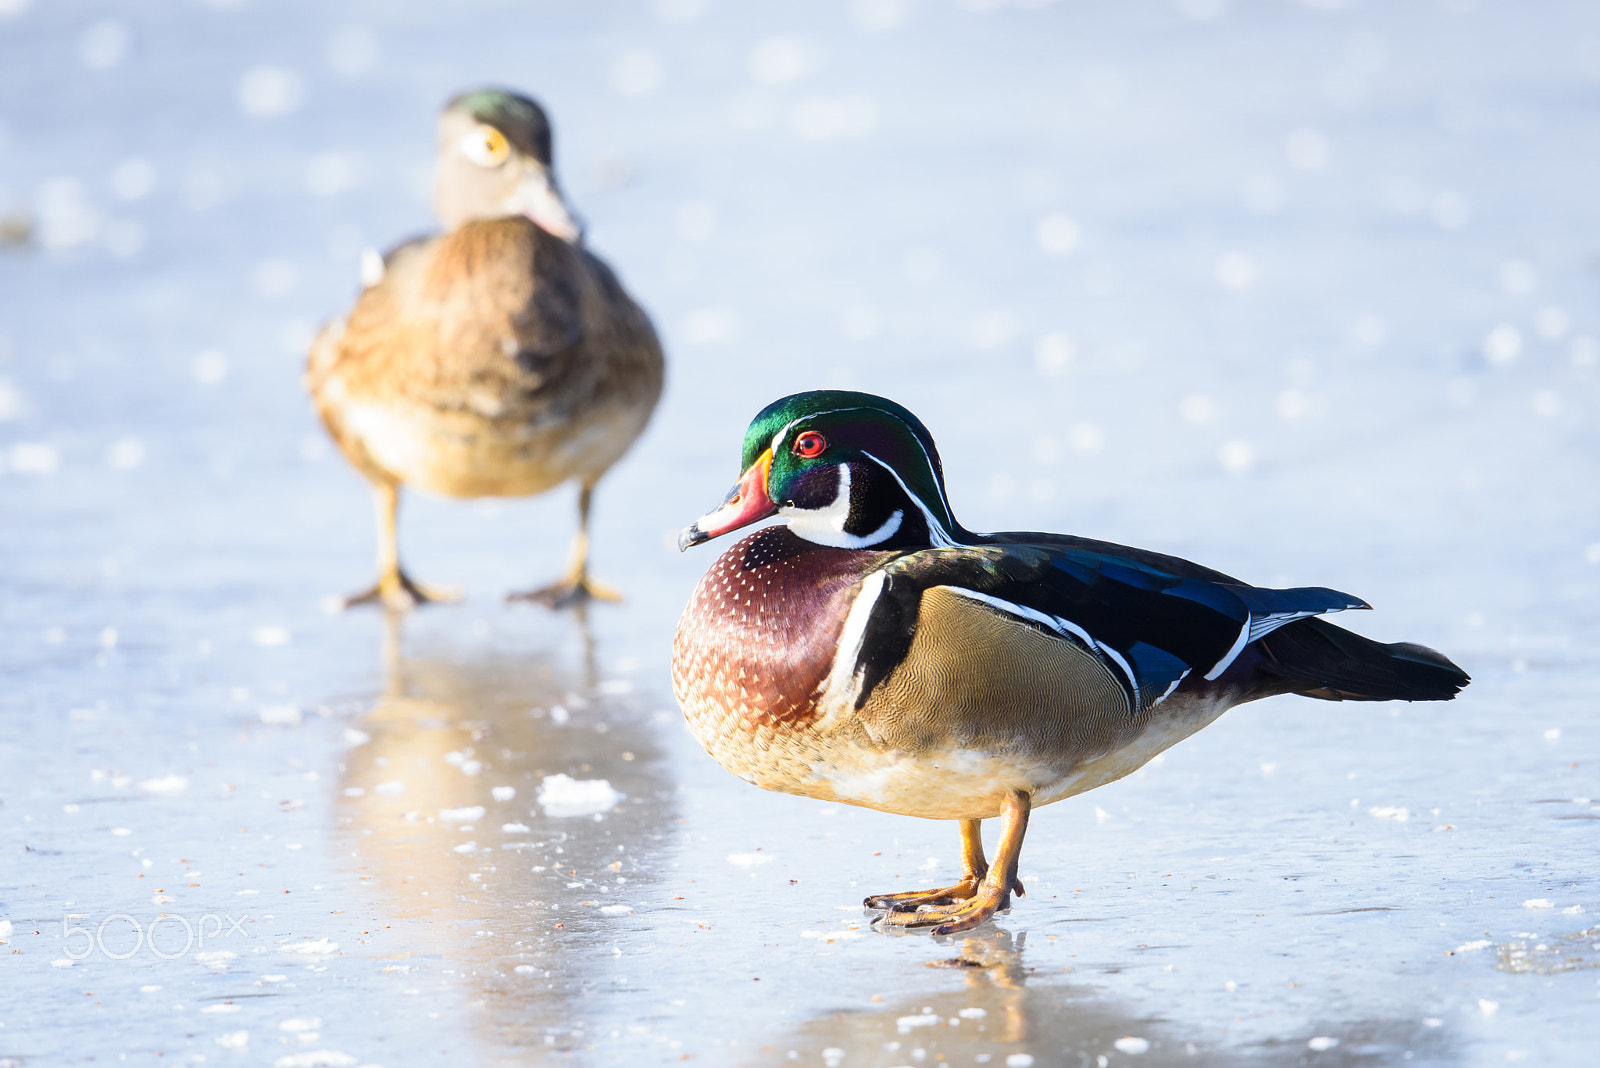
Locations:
3;0;1598;1065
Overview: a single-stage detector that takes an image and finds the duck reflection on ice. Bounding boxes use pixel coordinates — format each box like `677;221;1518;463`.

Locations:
757;927;1462;1067
336;613;677;1053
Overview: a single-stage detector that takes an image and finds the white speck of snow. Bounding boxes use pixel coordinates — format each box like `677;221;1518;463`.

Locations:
1423;1018;1442;1027
491;786;516;802
1533;305;1569;339
958;1007;987;1019
253;625;291;647
0;379;24;421
238;67;305;117
80;20;130;69
100;627;118;649
501;822;530;833
259;705;302;726
1542;727;1561;741
682;307;740;345
1218;439;1255;475
280;1018;321;1032
1068;422;1104;456
1563;904;1584;914
513;963;537;974
917;856;940;872
1214;252;1257;291
792;95;878;141
280;939;339;956
749;36;815;84
1499;259;1537;295
1478;998;1499;1017
305;151;365;197
152;893;175;904
896;1014;939;1032
822;1047;847;1068
1368;806;1409;821
1523;898;1554;909
1006;1054;1037;1067
106;437;146;469
1308;1036;1338;1052
272;1054;355;1068
1113;1037;1149;1055
610;50;663;97
140;774;186;794
1482;324;1522;366
1036;213;1081;256
342;787;364;797
440;806;485;822
52;958;74;967
202;1003;240;1014
538;774;623;818
728;853;772;868
1285;128;1329;170
111;827;132;836
343;728;370;746
1035;332;1075;374
1241;173;1284;213
453;841;478;854
252;259;298;298
1224;980;1237;992
192;350;229;385
1455;939;1491;953
652;0;708;22
196;950;236;970
0;920;10;941
9;442;60;475
599;905;633;915
216;1031;249;1049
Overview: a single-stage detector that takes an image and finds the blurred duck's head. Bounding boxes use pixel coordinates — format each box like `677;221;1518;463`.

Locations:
433;88;583;243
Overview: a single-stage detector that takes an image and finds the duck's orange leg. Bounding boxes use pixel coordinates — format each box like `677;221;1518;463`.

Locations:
871;790;1030;936
342;482;461;612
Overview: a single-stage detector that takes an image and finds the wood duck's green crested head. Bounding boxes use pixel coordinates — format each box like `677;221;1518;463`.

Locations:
434;87;583;242
678;390;968;552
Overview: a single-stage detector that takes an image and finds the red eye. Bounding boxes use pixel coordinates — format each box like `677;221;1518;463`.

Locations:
792;431;827;459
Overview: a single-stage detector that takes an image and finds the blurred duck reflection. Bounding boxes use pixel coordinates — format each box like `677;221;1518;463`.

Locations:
336;613;676;1053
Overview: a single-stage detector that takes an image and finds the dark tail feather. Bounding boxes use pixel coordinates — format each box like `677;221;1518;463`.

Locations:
1257;617;1469;702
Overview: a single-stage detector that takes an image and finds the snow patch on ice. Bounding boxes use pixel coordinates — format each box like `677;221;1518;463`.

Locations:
537;774;623;817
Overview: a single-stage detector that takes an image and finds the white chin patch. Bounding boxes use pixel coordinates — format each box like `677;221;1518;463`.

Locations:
782;464;903;548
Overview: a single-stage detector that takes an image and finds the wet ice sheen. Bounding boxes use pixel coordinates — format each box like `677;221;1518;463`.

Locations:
3;0;1598;1065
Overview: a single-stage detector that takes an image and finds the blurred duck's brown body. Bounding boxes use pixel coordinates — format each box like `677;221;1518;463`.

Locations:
308;89;663;610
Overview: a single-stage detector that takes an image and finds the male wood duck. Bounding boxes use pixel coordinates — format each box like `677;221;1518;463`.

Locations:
672;390;1469;934
307;88;664;610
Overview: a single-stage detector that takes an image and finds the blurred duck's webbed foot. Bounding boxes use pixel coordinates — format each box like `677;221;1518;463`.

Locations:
507;568;622;611
341;570;462;613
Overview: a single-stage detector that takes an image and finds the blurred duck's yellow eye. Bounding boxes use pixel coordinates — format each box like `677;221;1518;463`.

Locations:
460;126;510;167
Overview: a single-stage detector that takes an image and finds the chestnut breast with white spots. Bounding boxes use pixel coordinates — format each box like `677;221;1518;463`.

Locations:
673;526;891;759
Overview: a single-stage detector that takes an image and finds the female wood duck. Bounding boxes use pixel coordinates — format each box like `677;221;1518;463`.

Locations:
307;88;664;610
672;390;1469;934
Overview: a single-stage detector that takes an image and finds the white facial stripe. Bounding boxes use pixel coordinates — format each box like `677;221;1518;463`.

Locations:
780;463;903;548
860;451;960;548
767;407;963;539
